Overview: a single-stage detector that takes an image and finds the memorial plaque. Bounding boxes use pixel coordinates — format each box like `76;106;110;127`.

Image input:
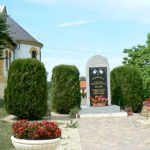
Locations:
86;55;111;106
89;67;108;106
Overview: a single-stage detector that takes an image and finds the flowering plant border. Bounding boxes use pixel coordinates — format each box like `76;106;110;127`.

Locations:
12;120;61;140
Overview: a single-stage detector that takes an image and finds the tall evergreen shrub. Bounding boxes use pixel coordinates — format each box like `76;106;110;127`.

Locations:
51;65;80;114
111;65;143;112
4;59;47;119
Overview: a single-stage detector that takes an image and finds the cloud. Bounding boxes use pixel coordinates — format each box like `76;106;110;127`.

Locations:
67;0;150;24
25;0;150;12
24;0;150;24
56;20;94;28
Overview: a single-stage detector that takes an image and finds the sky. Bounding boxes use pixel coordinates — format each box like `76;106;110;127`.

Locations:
1;0;150;80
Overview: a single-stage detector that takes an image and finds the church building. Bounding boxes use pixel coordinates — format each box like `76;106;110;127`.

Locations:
0;6;43;98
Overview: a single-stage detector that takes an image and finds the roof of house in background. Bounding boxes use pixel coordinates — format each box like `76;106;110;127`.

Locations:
80;81;86;89
0;6;43;48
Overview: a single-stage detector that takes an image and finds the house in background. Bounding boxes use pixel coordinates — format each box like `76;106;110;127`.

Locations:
80;80;86;98
80;77;87;106
0;6;43;98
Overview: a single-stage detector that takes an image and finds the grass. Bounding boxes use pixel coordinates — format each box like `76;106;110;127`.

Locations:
0;100;14;150
0;100;8;118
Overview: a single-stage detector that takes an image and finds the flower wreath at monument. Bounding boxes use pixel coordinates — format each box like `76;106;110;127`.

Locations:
90;96;108;106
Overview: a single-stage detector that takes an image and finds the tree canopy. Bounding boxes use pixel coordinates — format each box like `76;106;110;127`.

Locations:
122;33;150;98
0;11;16;59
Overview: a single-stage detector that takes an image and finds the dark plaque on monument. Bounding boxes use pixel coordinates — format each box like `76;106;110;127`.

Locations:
89;67;108;106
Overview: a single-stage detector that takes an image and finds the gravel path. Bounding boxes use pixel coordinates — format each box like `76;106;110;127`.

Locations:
79;114;150;150
2;113;150;150
56;122;82;150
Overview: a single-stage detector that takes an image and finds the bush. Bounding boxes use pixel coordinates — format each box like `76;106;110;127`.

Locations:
142;66;150;99
111;65;143;112
51;64;81;114
69;106;80;118
4;59;47;119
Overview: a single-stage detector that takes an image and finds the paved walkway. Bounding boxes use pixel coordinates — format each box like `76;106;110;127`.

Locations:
79;114;150;150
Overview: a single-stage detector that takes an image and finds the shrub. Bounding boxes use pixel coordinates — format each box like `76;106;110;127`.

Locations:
111;65;143;112
69;106;80;118
142;66;150;98
4;59;47;119
51;65;80;114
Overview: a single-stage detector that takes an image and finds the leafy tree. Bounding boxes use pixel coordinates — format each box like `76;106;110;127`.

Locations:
0;11;15;59
122;33;150;98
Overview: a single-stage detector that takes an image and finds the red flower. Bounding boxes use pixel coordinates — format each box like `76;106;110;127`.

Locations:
90;96;108;105
12;120;61;140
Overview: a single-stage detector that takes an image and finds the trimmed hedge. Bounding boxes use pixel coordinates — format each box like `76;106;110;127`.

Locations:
4;59;47;119
111;65;143;112
51;65;81;114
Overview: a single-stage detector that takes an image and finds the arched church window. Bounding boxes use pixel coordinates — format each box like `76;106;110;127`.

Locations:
5;51;8;70
9;52;11;65
31;51;37;59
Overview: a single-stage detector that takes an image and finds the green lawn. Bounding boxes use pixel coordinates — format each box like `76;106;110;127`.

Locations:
0;100;14;150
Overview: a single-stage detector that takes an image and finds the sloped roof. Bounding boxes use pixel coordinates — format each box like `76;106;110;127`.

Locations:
7;16;40;43
0;6;43;48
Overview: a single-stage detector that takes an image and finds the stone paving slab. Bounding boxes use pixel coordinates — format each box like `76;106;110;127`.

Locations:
80;112;127;118
79;114;150;150
80;105;120;114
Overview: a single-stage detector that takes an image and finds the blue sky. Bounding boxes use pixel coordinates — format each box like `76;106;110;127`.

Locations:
1;0;150;80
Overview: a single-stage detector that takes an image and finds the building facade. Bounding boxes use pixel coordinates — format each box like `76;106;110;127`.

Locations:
0;6;43;98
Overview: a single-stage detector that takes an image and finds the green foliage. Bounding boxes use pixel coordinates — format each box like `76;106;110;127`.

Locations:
111;65;143;112
69;106;80;118
66;120;78;128
0;12;15;59
4;59;48;119
51;64;81;114
0;100;8;118
122;33;150;98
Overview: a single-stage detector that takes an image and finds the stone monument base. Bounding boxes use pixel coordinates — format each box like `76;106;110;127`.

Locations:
80;105;127;118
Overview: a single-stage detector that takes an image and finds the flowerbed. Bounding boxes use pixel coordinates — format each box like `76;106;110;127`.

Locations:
12;120;61;140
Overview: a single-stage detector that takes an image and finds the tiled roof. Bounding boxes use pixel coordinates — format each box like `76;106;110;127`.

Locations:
80;81;86;89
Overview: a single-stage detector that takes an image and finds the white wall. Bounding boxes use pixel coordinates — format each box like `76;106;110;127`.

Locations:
3;43;41;77
15;44;41;60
